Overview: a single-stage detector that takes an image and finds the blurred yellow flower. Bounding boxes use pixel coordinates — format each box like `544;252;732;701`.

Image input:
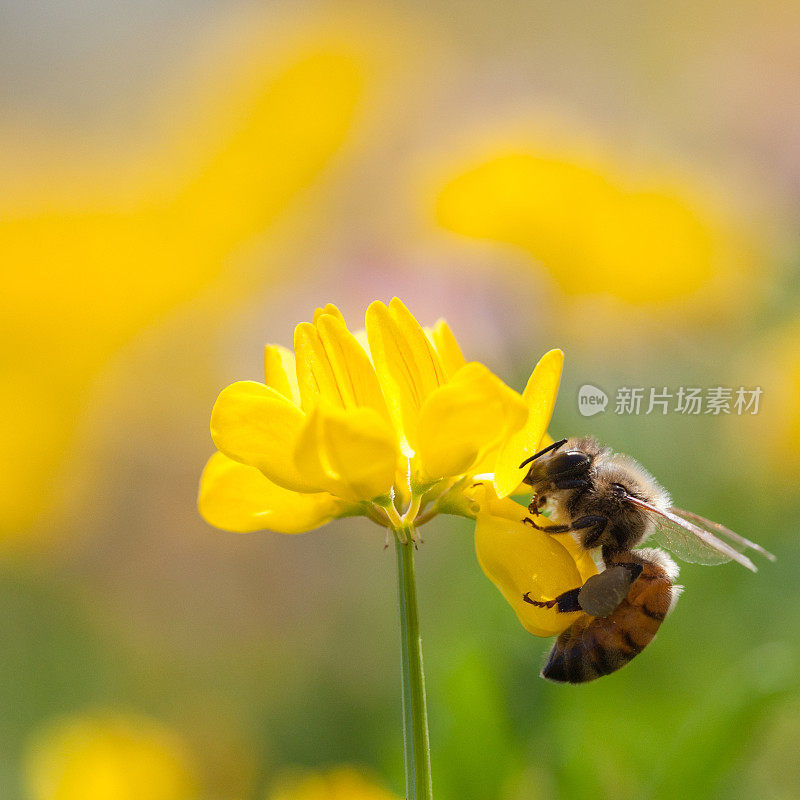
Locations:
436;149;757;310
200;298;589;634
0;27;366;546
736;319;800;482
267;765;400;800
24;712;199;800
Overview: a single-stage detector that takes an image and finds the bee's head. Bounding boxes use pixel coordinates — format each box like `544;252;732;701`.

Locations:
520;436;602;488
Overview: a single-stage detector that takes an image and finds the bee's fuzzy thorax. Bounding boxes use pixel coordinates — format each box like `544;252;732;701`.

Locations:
600;452;671;510
541;438;671;552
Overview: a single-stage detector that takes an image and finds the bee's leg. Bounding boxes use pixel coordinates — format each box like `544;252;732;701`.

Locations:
523;513;606;537
523;587;582;613
524;560;642;619
575;515;609;547
572;515;607;529
523;517;571;533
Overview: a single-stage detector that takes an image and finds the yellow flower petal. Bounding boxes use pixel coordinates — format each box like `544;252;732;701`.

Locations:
199;452;342;533
469;440;502;476
417;363;527;480
472;484;531;520
353;327;371;354
428;319;466;379
295;402;398;503
316;405;397;502
294;322;347;411
312;303;347;324
366;298;446;450
293;409;339;497
294;313;393;426
315;314;392;422
550;532;599;585
471;484;596;637
210;380;319;493
388;297;447;391
264;344;301;405
493;349;564;498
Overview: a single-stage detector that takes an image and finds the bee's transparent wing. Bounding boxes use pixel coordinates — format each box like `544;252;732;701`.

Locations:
650;513;742;567
624;496;758;572
670;507;775;562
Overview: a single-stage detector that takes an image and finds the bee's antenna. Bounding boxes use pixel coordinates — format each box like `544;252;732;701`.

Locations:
518;438;568;470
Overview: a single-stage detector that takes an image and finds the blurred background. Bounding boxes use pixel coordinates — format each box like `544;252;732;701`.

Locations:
2;1;800;798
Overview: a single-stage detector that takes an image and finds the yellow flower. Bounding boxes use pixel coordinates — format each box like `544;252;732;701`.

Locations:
731;318;800;483
24;711;199;800
0;26;366;545
267;765;400;800
199;298;590;633
436;149;757;312
471;483;597;637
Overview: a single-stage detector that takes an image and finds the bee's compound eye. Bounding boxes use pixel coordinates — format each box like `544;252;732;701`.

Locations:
611;482;628;498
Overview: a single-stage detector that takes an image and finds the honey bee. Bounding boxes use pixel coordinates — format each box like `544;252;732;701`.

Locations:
519;436;774;683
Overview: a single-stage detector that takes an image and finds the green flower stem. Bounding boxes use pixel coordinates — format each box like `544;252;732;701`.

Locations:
394;529;433;800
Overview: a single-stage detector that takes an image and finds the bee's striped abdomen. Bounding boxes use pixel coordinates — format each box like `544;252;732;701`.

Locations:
541;551;677;683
